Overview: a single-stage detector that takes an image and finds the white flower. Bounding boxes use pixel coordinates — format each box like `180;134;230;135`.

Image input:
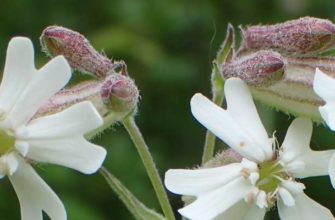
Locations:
165;78;334;220
0;37;106;220
313;68;335;189
313;68;335;130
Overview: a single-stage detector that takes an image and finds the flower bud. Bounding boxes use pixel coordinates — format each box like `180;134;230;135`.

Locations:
249;56;335;122
101;74;139;113
40;26;113;78
36;73;139;117
36;81;104;117
35;73;139;139
222;50;285;86
240;17;335;56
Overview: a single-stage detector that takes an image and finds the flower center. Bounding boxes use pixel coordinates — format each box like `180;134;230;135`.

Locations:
0;130;15;155
256;160;287;193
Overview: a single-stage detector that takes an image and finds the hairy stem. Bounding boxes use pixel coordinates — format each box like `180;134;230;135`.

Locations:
100;167;165;220
123;117;175;220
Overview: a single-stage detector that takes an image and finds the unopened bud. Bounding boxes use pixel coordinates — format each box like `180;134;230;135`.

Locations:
36;73;139;117
101;74;139;113
240;17;335;56
249;56;335;122
36;81;104;117
40;26;113;78
222;50;285;86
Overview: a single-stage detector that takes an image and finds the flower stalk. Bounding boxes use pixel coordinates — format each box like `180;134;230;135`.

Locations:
100;167;165;220
122;116;175;220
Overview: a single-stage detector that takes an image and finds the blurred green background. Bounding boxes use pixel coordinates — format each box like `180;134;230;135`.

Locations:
0;0;335;219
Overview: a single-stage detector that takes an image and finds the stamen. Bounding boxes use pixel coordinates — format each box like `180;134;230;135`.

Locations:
272;174;286;182
269;160;281;170
266;192;277;206
240;168;250;179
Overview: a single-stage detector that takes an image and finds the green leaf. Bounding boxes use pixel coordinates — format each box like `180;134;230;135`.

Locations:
210;23;235;98
216;23;235;66
210;62;224;96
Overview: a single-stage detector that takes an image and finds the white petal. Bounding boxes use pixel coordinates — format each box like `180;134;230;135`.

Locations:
329;153;335;188
215;200;266;220
26;136;106;174
15;141;29;156
290;150;334;178
18;101;103;139
165;163;242;196
313;68;335;130
280;118;312;163
284;160;305;174
27;136;106;174
4;56;71;128
313;68;335;102
8;159;66;220
281;180;305;195
241;158;258;171
178;177;254;220
191;93;266;162
256;191;267;209
248;172;259;185
214;200;249;220
280;118;334;178
0;152;19;175
278;187;295;207
319;104;335;130
278;193;334;220
241;205;266;220
225;78;273;160
0;37;35;114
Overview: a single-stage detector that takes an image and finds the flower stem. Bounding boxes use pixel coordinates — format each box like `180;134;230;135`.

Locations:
123;116;175;220
100;167;165;220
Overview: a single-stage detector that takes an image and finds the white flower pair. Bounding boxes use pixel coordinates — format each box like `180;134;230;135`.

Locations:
165;70;335;219
0;37;106;220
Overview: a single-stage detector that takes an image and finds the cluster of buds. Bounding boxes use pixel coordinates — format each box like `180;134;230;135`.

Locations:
38;26;139;132
218;17;335;121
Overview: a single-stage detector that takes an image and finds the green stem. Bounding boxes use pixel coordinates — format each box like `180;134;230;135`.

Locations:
100;167;165;220
123;117;175;220
201;91;224;164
